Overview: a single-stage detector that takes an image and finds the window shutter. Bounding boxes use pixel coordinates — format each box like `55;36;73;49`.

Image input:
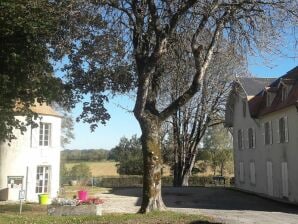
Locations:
269;121;273;144
281;162;289;197
285;116;289;143
239;162;244;182
253;128;256;149
31;125;39;148
276;119;280;143
250;162;256;184
261;123;265;145
242;129;245;150
235;130;238;149
245;129;249;149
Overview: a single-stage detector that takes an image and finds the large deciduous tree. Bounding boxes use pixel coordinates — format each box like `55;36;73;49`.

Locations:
53;1;297;213
0;0;66;142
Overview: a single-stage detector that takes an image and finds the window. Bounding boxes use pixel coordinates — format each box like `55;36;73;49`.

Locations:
248;128;255;149
7;176;23;189
281;162;289;197
238;129;243;150
249;162;256;185
264;121;272;145
39;123;51;146
239;162;244;182
281;86;288;102
266;93;272;107
242;100;246;117
278;117;288;143
36;166;50;193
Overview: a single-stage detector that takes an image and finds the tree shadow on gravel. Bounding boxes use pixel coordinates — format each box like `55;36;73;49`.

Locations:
109;186;298;215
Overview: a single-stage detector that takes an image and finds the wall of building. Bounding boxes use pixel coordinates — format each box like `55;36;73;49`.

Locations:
0;115;61;202
233;94;298;203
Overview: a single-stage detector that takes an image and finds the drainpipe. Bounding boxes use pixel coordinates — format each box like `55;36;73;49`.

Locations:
25;166;29;201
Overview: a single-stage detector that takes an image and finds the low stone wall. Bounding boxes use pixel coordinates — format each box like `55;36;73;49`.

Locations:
48;204;102;216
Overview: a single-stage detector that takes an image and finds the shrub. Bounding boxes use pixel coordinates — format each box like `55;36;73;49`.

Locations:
69;163;92;185
91;175;229;188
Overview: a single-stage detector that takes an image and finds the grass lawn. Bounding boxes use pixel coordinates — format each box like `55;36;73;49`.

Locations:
0;204;217;224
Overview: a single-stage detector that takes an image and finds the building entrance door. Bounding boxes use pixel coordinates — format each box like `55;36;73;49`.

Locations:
35;166;50;194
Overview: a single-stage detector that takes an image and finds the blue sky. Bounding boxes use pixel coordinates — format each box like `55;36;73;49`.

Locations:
68;94;141;150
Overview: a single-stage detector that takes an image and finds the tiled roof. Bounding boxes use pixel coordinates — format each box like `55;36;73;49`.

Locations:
30;103;61;117
237;77;275;96
14;101;61;117
249;66;298;117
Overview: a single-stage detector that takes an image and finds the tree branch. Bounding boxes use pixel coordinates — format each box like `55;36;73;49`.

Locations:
159;12;226;121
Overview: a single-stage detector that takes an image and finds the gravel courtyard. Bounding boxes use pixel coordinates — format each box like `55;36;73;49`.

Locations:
98;187;298;224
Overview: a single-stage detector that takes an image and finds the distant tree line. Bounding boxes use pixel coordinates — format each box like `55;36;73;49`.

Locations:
61;149;109;162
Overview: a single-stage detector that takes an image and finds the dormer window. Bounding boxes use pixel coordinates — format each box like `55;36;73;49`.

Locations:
266;93;272;107
281;86;288;102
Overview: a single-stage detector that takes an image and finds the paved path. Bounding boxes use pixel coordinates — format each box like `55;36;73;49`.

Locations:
97;187;298;224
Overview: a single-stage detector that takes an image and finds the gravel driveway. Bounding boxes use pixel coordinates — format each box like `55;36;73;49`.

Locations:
97;187;298;224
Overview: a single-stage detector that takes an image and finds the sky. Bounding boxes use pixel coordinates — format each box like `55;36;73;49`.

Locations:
64;43;297;150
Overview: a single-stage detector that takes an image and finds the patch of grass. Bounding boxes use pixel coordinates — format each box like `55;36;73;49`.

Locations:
0;211;219;224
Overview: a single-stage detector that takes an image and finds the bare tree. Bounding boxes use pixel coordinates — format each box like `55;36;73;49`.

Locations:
156;30;244;186
53;1;297;213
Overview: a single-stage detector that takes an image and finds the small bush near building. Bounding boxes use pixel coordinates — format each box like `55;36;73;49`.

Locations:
68;163;92;185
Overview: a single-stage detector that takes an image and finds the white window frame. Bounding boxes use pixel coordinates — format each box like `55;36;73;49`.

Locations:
39;122;51;147
35;166;51;194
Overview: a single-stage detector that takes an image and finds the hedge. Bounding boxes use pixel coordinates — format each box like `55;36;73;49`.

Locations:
62;175;231;187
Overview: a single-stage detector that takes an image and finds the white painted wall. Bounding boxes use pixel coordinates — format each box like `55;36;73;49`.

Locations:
233;93;298;203
0;115;61;202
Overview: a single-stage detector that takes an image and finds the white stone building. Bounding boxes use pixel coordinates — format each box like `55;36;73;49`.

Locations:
225;66;298;203
0;103;62;202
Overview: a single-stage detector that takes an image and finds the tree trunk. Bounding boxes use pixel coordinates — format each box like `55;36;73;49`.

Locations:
220;163;224;176
175;168;192;186
138;116;166;213
173;157;195;187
